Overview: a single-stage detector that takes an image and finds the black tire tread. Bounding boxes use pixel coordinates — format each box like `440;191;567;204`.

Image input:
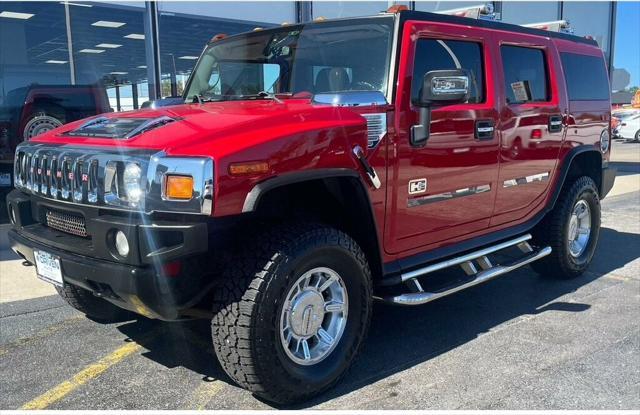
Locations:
532;175;600;278
55;283;131;322
211;223;372;404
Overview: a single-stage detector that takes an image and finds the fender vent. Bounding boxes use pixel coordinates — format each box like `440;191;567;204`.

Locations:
362;113;387;148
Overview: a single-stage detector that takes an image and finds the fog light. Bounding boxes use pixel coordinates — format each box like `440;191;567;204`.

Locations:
115;230;130;257
600;129;610;153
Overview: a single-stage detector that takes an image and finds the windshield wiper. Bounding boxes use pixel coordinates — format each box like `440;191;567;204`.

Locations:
255;91;283;103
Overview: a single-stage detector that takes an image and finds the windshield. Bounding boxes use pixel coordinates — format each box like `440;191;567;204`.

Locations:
184;17;394;102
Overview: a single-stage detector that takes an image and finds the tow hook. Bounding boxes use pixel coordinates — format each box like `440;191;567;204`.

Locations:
352;145;381;189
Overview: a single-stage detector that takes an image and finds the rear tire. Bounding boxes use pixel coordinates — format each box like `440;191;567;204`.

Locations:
55;283;133;322
211;223;372;404
532;176;601;278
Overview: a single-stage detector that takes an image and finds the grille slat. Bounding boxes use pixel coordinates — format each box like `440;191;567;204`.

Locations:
362;113;387;148
45;209;89;238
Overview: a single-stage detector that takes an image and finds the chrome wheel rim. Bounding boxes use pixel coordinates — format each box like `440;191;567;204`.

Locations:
279;267;348;366
568;199;591;258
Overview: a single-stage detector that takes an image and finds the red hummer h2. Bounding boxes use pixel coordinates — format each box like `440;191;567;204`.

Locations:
7;8;616;404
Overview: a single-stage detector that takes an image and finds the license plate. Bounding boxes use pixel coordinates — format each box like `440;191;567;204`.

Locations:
34;250;63;286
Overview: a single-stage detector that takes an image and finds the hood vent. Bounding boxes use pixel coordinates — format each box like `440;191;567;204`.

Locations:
65;116;176;139
362;113;387;148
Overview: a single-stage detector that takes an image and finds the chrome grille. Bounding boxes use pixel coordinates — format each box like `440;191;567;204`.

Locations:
362;113;387;148
45;209;88;238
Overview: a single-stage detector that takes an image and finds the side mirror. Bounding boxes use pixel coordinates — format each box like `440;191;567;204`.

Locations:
411;69;471;146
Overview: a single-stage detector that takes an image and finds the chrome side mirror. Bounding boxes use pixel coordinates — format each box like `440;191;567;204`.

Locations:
411;69;471;147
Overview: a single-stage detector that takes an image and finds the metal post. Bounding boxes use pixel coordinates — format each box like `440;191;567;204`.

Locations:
132;82;139;109
144;1;161;100
608;1;616;78
63;2;76;85
115;84;121;112
296;1;312;23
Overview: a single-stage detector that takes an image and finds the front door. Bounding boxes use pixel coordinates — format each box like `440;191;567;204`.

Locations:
385;22;500;255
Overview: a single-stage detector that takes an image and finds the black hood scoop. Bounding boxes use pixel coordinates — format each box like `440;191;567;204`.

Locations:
64;115;176;139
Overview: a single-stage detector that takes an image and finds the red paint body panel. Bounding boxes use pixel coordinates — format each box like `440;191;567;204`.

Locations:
25;15;611;269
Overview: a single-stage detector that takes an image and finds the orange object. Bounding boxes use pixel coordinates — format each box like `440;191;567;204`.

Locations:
210;33;227;42
229;161;270;176
164;175;194;199
387;5;409;13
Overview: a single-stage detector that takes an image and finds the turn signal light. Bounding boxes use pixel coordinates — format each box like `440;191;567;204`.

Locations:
165;175;194;200
229;161;270;176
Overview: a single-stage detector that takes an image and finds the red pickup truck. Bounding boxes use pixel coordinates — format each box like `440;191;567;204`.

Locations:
7;8;615;404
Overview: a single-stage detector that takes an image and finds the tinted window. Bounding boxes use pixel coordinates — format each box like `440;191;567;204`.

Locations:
412;39;485;104
561;53;610;101
501;46;550;104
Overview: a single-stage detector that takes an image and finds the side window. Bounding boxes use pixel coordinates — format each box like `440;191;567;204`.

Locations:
501;45;550;104
560;52;610;101
411;39;485;104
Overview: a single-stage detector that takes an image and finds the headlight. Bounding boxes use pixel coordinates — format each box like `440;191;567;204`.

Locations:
123;162;142;205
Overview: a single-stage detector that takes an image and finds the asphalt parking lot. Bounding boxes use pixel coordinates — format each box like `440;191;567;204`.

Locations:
1;141;639;410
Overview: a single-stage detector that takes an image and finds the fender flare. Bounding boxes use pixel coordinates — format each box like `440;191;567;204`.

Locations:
241;168;384;278
549;145;604;208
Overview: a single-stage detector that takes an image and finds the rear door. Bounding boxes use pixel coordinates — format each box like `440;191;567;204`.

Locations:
385;21;500;255
491;34;566;226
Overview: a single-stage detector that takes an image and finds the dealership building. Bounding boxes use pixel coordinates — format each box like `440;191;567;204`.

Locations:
0;1;634;219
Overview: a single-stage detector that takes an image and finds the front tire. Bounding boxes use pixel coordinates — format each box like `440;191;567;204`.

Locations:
532;176;601;278
211;224;372;404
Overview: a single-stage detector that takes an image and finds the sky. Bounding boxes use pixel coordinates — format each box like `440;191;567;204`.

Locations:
613;1;640;89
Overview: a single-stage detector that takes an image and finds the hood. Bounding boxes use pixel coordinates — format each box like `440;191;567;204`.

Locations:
30;99;369;158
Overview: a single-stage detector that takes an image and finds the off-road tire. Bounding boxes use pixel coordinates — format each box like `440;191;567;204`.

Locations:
211;223;373;404
532;176;601;278
55;283;132;322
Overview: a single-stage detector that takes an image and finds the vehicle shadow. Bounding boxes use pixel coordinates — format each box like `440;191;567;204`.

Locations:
609;161;640;176
114;225;640;409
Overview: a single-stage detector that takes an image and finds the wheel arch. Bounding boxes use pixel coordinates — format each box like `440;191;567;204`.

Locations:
551;146;604;208
242;169;384;281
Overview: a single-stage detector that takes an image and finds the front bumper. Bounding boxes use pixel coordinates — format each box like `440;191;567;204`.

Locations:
7;189;213;320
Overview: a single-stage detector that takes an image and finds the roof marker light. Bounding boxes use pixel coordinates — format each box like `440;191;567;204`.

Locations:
211;33;227;41
386;5;408;13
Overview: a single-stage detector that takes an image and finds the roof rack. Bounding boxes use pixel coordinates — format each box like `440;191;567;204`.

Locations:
523;20;573;34
435;3;495;20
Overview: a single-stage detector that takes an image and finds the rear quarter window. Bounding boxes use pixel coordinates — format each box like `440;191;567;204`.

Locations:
560;52;610;101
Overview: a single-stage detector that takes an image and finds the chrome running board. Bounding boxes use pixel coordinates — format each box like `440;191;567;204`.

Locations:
384;234;551;306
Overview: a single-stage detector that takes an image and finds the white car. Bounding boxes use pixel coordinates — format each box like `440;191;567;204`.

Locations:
616;112;640;141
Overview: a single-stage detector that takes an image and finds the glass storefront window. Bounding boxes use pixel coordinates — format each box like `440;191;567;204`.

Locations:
562;1;612;60
499;1;559;24
312;1;404;19
157;1;293;99
0;1;152;162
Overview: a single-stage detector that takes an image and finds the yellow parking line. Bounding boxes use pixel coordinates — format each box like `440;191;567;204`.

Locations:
20;340;143;409
189;379;225;410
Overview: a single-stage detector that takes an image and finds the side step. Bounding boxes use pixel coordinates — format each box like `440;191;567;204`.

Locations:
384;234;551;306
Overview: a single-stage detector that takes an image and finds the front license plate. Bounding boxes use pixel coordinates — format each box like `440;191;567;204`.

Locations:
34;250;63;286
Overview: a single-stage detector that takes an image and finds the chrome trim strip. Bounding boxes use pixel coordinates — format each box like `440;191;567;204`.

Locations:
503;171;550;188
407;184;490;208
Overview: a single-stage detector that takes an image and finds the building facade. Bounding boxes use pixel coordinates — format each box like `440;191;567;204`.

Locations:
0;1;634;217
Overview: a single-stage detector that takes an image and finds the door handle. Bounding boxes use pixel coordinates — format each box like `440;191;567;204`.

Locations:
475;120;495;140
549;115;563;133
